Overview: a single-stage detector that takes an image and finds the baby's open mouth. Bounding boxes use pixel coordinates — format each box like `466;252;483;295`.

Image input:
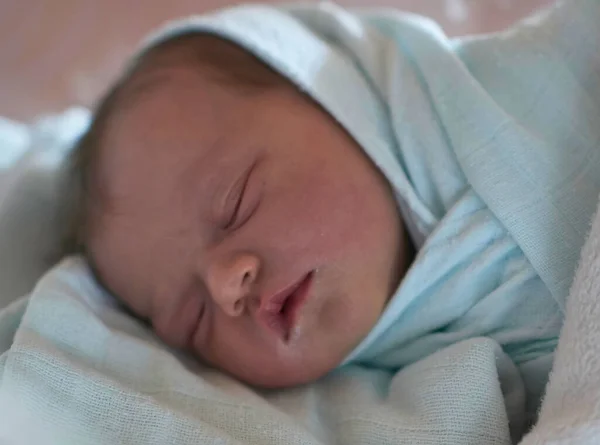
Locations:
259;271;314;342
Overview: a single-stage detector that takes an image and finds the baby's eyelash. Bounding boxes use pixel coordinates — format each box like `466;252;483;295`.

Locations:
223;161;258;230
224;184;246;230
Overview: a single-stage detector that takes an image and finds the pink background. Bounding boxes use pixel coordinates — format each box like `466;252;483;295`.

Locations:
0;0;552;121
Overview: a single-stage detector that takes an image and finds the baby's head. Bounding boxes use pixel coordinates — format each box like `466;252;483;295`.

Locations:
63;33;409;388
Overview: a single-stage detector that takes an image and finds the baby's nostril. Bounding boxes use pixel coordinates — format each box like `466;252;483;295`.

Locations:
242;270;253;286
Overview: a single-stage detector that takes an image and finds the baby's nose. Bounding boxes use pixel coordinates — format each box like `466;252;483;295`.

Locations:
205;252;260;317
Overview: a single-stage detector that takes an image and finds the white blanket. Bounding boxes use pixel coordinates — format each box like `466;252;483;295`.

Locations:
520;189;600;445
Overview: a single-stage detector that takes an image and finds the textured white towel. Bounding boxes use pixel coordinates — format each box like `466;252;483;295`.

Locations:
520;196;600;445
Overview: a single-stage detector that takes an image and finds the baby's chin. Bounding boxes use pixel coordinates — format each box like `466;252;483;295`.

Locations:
233;365;333;389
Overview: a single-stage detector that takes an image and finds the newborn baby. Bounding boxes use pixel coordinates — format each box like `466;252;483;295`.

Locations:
61;0;600;415
64;33;412;388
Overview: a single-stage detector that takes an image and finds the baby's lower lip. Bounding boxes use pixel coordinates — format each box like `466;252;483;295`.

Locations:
260;271;314;343
282;271;314;341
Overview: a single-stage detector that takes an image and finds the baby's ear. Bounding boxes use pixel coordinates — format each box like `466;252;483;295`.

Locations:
54;127;91;261
54;79;127;264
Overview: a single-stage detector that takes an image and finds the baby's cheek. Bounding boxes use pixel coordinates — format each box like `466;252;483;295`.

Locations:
150;311;183;349
309;186;379;255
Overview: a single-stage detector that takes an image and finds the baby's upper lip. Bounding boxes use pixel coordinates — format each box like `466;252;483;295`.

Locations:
257;272;314;342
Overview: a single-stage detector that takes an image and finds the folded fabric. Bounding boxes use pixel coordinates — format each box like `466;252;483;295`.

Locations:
135;0;600;420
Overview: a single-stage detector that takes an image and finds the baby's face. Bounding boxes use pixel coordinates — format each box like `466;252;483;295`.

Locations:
89;62;405;387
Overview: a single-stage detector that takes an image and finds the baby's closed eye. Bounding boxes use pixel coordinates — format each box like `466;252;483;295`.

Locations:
221;159;263;232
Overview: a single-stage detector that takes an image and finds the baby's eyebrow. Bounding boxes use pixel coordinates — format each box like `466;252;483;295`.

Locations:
177;135;232;222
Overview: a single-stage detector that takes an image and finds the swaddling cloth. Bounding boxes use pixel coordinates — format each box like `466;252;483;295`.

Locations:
138;0;600;413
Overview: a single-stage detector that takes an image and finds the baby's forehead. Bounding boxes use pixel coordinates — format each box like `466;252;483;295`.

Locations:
96;32;310;202
112;34;287;123
101;77;259;199
112;45;210;116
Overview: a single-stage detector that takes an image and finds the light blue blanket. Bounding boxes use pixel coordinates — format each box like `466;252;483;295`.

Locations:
337;0;599;417
2;1;600;443
141;0;598;418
